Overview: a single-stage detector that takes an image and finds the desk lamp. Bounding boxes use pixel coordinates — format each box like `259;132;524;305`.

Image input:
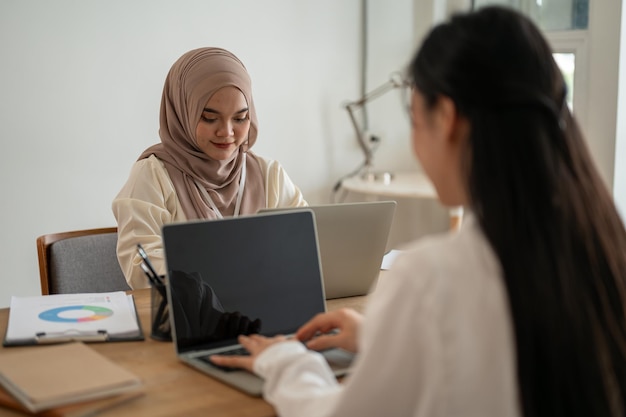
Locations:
344;72;407;183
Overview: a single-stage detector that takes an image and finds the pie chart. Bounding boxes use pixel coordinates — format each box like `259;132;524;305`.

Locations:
38;305;114;323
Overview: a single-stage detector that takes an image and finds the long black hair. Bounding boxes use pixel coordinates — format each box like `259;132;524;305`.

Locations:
409;6;626;417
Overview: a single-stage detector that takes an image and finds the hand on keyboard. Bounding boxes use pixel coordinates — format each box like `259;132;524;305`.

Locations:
296;308;362;353
209;334;288;373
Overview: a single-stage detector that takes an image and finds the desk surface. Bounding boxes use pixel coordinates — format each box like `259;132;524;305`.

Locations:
0;288;367;417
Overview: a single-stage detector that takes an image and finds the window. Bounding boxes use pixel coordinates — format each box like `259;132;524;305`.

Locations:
451;0;624;215
553;52;575;110
472;0;588;122
473;0;588;31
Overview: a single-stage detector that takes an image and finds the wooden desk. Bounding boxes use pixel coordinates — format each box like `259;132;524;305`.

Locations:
0;289;367;417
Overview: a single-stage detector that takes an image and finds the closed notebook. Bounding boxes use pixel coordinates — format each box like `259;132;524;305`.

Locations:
0;342;142;413
0;386;143;417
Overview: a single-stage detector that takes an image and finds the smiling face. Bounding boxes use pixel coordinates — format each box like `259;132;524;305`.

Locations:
195;86;251;161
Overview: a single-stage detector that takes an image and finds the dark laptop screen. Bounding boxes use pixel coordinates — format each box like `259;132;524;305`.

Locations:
162;211;326;354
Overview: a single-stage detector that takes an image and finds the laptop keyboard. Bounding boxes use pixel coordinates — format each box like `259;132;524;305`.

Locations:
198;347;250;372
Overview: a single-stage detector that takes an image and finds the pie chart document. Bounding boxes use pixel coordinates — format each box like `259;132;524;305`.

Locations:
3;291;143;345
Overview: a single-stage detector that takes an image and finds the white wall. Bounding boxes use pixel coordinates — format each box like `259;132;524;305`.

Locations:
612;2;626;219
0;0;370;307
336;0;451;249
585;1;621;193
360;0;451;248
0;0;449;307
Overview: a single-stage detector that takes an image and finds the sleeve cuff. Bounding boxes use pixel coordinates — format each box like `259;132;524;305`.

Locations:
254;340;308;377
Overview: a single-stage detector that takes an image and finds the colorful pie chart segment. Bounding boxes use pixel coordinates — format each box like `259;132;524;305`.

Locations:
38;305;114;323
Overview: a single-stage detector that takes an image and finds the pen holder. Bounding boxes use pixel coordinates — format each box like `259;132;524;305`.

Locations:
150;277;171;341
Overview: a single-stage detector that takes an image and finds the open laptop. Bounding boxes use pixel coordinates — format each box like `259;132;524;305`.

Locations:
259;201;396;299
162;210;354;396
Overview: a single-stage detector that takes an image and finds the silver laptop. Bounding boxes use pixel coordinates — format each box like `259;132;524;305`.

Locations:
259;201;396;299
162;210;354;396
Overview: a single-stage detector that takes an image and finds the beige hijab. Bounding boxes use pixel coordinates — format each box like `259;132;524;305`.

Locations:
139;47;265;220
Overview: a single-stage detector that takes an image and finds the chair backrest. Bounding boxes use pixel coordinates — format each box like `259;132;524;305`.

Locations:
36;227;131;295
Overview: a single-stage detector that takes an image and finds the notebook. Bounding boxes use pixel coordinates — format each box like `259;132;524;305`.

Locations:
259;201;396;299
161;210;354;396
0;342;142;413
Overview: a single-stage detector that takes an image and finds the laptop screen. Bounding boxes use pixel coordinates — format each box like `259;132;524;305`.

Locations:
162;211;326;354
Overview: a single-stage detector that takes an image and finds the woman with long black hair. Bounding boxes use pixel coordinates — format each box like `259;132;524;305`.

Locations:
212;7;626;416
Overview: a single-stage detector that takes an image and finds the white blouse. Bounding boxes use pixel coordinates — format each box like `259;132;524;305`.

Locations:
254;215;521;417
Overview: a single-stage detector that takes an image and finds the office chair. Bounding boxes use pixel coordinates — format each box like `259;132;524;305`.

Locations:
36;227;131;295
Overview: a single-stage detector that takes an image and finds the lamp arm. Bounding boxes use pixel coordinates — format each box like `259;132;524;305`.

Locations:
345;76;404;108
343;73;407;174
346;104;373;168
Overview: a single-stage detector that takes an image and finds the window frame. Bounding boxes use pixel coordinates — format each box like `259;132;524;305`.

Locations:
545;29;589;132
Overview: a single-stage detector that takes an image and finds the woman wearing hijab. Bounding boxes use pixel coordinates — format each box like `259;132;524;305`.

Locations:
113;47;307;289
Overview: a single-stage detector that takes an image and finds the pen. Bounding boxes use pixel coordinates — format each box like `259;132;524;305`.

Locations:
136;244;164;286
140;262;161;287
139;259;167;300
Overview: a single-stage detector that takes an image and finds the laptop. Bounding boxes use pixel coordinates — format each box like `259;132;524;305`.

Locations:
259;201;396;299
162;210;354;396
